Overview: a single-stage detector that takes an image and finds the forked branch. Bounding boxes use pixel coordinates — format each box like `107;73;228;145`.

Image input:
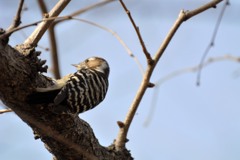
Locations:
23;0;71;49
6;0;24;35
114;0;223;151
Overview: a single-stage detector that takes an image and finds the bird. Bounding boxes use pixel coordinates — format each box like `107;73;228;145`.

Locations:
28;56;110;115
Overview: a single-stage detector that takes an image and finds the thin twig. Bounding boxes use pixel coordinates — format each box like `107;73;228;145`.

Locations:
67;0;115;18
0;21;40;39
53;0;115;25
144;54;240;126
6;0;24;34
118;0;153;64
23;0;71;49
38;0;61;79
0;109;12;114
196;0;230;85
114;0;223;151
72;18;144;74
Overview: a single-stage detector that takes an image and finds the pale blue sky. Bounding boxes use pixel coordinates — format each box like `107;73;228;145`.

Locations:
0;0;240;160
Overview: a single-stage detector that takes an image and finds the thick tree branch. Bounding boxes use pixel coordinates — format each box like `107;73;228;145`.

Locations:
13;105;98;160
0;34;133;160
114;0;223;151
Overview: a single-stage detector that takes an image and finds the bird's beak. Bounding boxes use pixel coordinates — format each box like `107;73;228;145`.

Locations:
72;64;78;67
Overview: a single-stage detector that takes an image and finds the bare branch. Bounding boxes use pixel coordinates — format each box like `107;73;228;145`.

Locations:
184;0;226;20
0;0;25;41
0;21;40;39
23;0;71;49
0;109;12;114
196;0;230;85
118;0;153;64
6;0;24;35
38;0;61;79
144;54;240;126
114;0;223;151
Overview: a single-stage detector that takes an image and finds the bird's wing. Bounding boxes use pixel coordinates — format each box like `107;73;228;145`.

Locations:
53;84;68;105
36;74;73;92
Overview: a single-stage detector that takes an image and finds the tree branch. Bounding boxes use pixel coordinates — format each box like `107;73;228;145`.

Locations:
196;0;230;85
38;0;61;79
0;108;12;114
1;0;24;42
7;0;24;31
23;0;71;49
114;0;223;151
0;30;133;160
67;0;115;18
119;0;153;64
13;105;98;160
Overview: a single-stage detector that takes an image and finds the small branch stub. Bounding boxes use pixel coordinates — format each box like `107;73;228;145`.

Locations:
117;121;125;128
0;109;12;114
147;82;155;88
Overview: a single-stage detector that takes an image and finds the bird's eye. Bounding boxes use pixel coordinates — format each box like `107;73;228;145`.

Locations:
85;59;89;63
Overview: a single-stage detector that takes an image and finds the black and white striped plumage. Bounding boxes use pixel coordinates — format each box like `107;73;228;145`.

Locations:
30;57;109;115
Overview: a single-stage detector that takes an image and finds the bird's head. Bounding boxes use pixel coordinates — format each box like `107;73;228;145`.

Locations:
72;57;110;78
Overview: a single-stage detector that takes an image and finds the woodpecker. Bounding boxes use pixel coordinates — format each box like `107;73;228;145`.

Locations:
29;57;110;115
